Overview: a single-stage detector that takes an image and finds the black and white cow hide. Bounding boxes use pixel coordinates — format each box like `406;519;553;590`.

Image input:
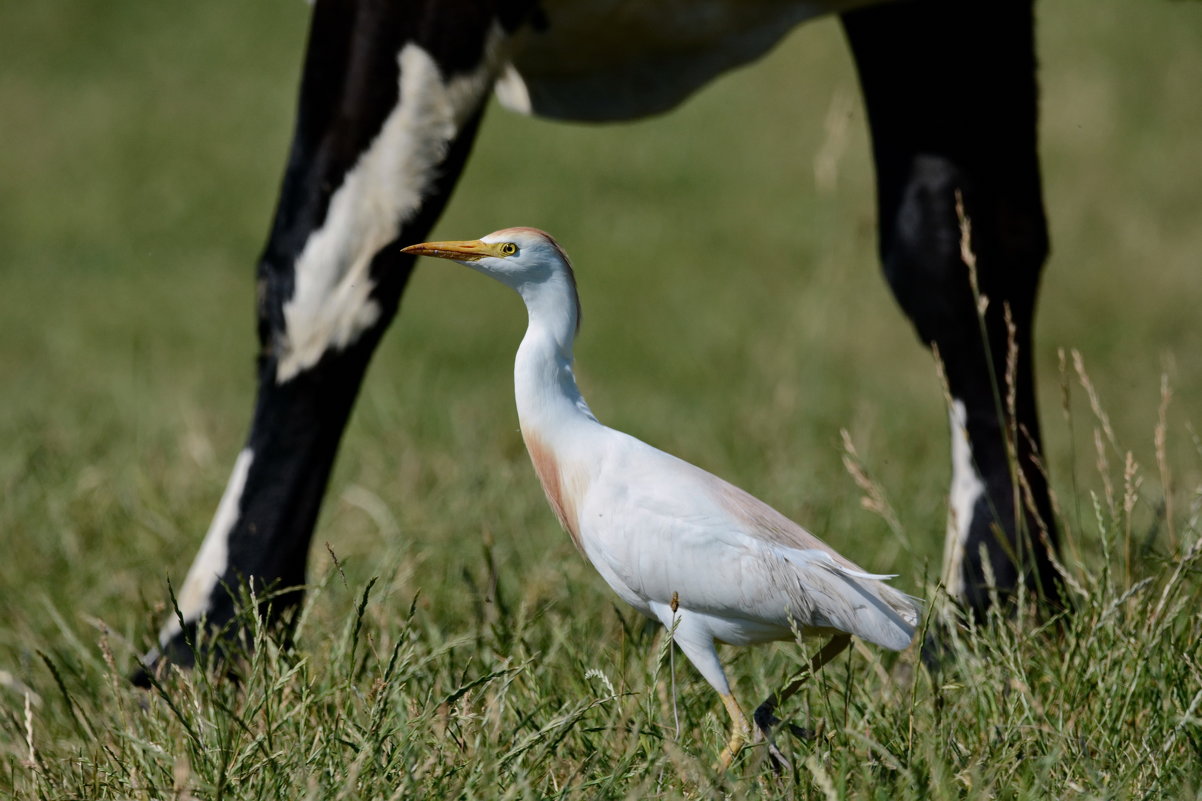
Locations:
135;0;1063;679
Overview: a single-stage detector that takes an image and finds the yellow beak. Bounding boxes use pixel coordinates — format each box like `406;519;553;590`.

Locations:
401;239;505;262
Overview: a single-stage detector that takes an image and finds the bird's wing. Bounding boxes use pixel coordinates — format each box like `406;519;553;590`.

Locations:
578;433;919;650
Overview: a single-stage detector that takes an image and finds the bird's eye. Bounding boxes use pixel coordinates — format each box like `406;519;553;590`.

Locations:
499;242;518;256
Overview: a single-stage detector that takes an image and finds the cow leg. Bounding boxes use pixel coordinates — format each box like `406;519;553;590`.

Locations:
134;0;533;682
841;0;1064;618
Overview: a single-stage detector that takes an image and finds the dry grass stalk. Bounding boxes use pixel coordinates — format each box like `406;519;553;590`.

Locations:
24;690;35;767
954;190;988;317
1094;428;1115;515
1121;450;1141;587
840;428;904;542
1014;432;1087;600
1155;372;1176;549
1072;349;1118;452
814;86;854;193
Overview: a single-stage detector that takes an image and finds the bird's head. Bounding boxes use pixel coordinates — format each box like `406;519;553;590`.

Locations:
402;227;581;332
401;227;570;288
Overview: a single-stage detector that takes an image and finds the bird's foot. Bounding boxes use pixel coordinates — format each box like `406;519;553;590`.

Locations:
715;692;752;771
717;728;751;771
753;706;815;773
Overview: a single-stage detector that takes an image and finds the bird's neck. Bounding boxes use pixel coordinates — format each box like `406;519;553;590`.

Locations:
511;285;598;555
512;279;597;445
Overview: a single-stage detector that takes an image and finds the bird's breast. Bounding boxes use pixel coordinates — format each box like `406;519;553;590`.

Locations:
521;428;591;555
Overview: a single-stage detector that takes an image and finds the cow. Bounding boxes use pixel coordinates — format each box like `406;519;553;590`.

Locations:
135;0;1063;679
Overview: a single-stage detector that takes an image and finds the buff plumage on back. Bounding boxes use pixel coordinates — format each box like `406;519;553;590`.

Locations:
705;471;919;650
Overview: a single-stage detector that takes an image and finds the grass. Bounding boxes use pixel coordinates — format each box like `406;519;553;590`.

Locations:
2;0;1201;798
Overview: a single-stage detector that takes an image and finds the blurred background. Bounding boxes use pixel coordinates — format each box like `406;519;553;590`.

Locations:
1;0;1200;666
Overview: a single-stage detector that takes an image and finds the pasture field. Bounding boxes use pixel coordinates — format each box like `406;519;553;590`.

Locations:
2;1;1201;798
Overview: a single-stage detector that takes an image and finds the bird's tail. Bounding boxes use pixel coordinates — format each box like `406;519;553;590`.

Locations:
778;547;922;651
846;578;922;651
810;553;922;651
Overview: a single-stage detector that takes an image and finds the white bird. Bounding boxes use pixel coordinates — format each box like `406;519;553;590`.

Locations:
402;228;921;768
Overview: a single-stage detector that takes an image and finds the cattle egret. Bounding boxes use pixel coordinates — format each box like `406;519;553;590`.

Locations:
402;228;922;768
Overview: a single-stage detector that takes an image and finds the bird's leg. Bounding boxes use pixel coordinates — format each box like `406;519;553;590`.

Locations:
655;609;751;771
753;634;851;770
716;692;751;771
